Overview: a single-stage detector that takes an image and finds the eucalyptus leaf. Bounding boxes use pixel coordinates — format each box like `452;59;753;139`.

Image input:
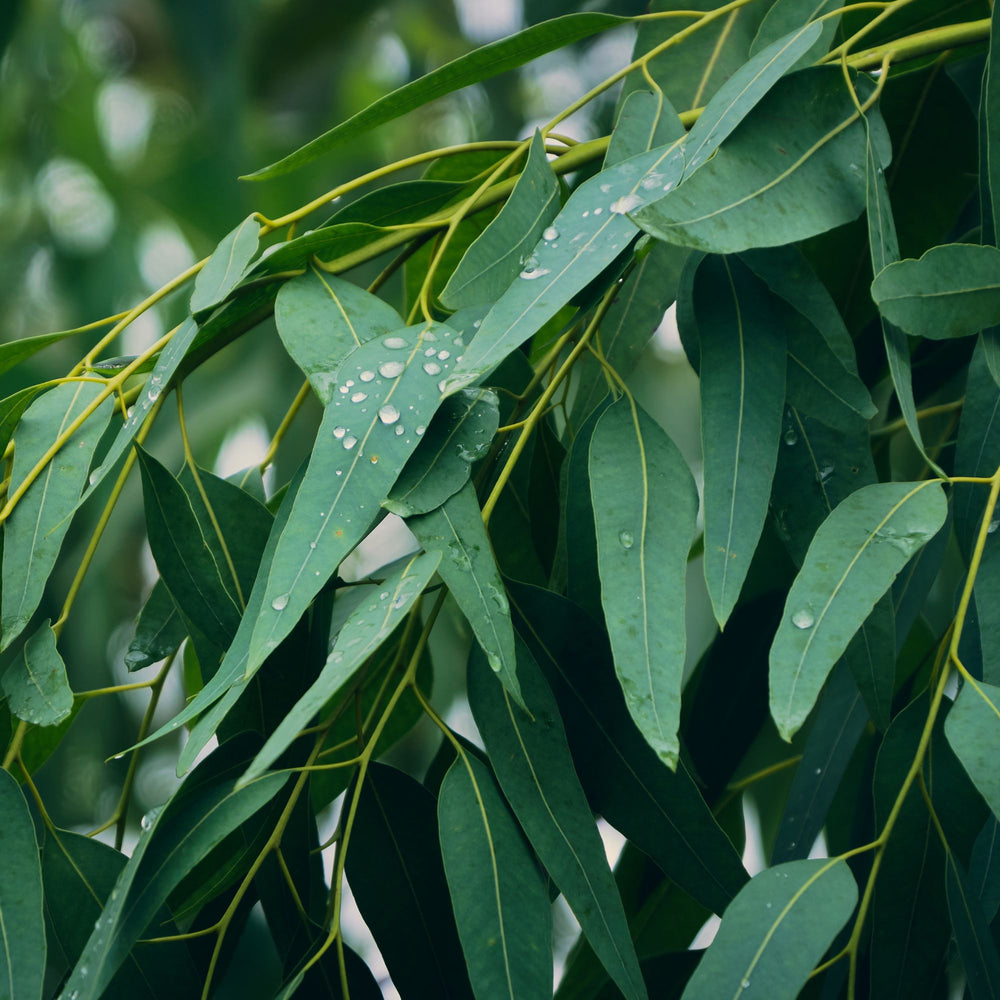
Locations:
190;213;260;315
946;679;1000;821
750;0;841;66
1;619;72;726
946;854;1000;999
590;396;697;768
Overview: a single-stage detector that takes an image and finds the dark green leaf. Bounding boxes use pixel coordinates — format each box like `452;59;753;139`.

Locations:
442;131;559;310
274;267;403;404
190;213;260;315
125;581;186;671
408;483;521;706
2;380;111;651
695;255;785;626
439;756;552;1000
750;0;841;66
384;388;499;517
468;641;647;1000
605;90;685;167
345;763;473;1000
244;13;628;179
0;385;49;462
970;818;1000;922
590;396;697;768
679;859;857;1000
1;620;72;726
946;679;1000;820
770;481;947;740
946;854;1000;999
0;768;45;999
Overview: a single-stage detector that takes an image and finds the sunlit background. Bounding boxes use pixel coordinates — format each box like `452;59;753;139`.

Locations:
0;1;782;995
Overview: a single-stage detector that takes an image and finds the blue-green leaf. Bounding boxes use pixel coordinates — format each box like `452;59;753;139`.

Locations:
275;267;403;404
589;396;698;768
749;0;841;66
190;213;260;315
0;768;45;1000
468;641;647;1000
408;483;521;707
243;13;628;179
439;756;552;1000
770;481;947;740
695;255;785;627
1;620;72;726
442;131;559;310
2;381;111;651
946;854;1000;999
679;860;857;1000
946;679;1000;821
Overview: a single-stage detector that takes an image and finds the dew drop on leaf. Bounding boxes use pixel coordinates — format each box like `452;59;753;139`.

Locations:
791;608;814;629
379;360;405;378
989;519;999;534
543;225;559;241
783;426;798;446
423;361;441;376
618;530;634;549
384;336;408;349
609;192;643;215
359;370;375;382
272;593;289;611
332;426;346;439
351;391;367;403
378;404;400;424
343;435;358;450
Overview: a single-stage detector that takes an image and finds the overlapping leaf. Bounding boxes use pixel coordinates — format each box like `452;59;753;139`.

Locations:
946;680;1000;821
1;619;73;726
190;213;260;315
589;396;697;768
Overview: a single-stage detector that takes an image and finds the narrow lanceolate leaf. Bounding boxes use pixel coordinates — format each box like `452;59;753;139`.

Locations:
589;396;698;768
679;860;857;1000
444;141;686;395
681;20;824;175
750;0;842;67
2;381;111;651
871;243;1000;340
60;738;288;1000
946;855;1000;999
189;213;260;315
468;643;647;1000
606;89;685;166
986;0;1000;243
82;317;200;504
442;131;559;309
346;764;474;1000
633;68;889;254
384;388;499;517
408;483;521;707
439;756;552;1000
0;769;45;1000
770;481;947;740
246;322;460;679
275;267;403;404
238;550;440;785
125;582;184;669
136;448;241;652
946;680;1000;821
1;620;73;726
695;255;785;627
244;13;627;179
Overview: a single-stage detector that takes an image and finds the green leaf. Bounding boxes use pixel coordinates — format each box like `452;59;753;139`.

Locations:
345;763;473;1000
589;396;697;768
243;323;460;680
695;255;785;626
442;131;560;310
749;0;841;66
871;243;1000;340
60;737;289;1000
82;317;200;504
0;325;96;380
384;388;500;517
0;385;49;462
408;483;521;707
946;679;1000;821
468;641;647;1000
1;380;111;651
190;213;260;315
125;582;193;672
238;550;440;786
1;620;72;726
678;859;857;1000
243;13;628;179
274;267;403;404
986;0;1000;242
633;68;889;254
444;142;686;395
681;21;824;175
971;818;1000;923
438;756;552;1000
510;583;748;915
946;854;1000;999
605;90;685;166
0;768;45;1000
769;481;947;740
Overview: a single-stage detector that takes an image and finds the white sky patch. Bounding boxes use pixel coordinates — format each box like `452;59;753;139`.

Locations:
97;77;155;170
454;0;523;43
137;220;195;291
214;416;271;481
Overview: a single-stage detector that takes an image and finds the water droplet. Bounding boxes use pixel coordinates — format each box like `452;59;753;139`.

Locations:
343;435;358;450
333;426;346;439
345;379;355;387
416;425;426;436
370;455;378;464
593;207;603;215
765;901;772;909
640;174;662;190
423;330;438;341
384;336;408;349
520;264;551;280
814;767;822;775
543;225;559;241
380;591;389;600
423;361;441;375
618;530;634;549
989;519;999;534
335;469;343;475
69;991;79;1000
395;425;405;435
378;404;400;424
79;965;89;978
487;651;502;672
662;180;673;192
339;385;350;394
783;426;798;446
379;361;405;378
351;391;367;403
599;183;611;193
425;347;437;357
741;980;750;990
610;192;643;214
582;210;589;218
437;349;450;360
140;806;162;831
815;461;834;484
272;593;289;611
359;370;375;382
792;609;814;629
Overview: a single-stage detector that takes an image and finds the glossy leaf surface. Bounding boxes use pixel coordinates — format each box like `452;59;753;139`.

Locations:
1;620;72;726
190;213;260;315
